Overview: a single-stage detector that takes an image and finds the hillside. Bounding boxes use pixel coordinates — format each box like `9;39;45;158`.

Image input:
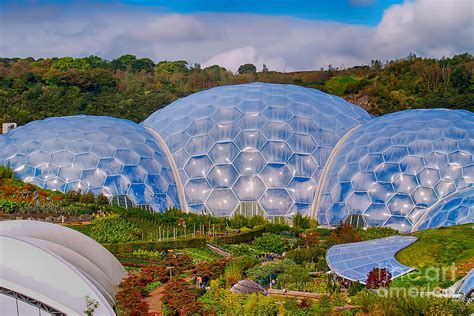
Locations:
397;224;474;275
0;53;472;126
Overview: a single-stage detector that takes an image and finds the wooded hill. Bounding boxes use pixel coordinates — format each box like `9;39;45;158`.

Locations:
0;53;472;126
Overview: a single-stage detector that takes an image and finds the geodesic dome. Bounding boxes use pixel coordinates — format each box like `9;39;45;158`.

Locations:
143;83;371;217
0;115;180;211
316;109;474;232
415;187;474;231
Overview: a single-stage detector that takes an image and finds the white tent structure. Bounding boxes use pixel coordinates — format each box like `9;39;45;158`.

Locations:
0;220;126;315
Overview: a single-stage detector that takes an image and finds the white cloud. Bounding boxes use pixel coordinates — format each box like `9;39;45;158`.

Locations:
202;46;288;72
0;0;472;71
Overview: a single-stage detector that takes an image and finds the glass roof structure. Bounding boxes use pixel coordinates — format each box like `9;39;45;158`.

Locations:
143;83;371;217
0;115;180;212
460;269;474;296
415;187;474;231
0;220;126;315
326;236;417;283
316;109;474;232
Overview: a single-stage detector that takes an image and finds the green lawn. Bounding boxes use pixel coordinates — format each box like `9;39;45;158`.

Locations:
396;224;474;274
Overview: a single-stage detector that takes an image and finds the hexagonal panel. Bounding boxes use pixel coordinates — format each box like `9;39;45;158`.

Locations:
346;192;371;214
208;164;239;188
364;203;391;226
261;141;292;163
261;122;292;141
287;177;316;203
287;134;317;153
368;182;395;204
392;174;418;194
74;153;100;169
234;151;266;175
184;155;213;178
185;135;214;156
417;167;440;187
184;178;212;205
209;123;241;142
208;142;239;164
233;176;266;201
236;113;268;130
234;131;267;152
260;163;292;188
206;189;239;216
260;189;293;216
287;154;317;178
388;194;415;216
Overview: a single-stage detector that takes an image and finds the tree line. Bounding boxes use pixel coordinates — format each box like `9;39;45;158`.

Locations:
0;53;472;126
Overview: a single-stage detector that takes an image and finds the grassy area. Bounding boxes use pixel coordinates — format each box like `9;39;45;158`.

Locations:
397;224;474;275
185;248;222;263
323;75;361;96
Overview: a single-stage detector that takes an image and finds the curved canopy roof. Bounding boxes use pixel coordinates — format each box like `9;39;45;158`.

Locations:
326;236;417;284
0;221;126;315
460;269;474;296
230;279;268;295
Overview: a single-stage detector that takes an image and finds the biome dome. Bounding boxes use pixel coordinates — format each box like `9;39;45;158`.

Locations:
143;83;371;217
0;115;180;211
316;109;474;232
0;83;473;232
415;187;474;231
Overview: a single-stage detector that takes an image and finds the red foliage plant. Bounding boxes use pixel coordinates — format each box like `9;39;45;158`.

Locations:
115;264;170;315
115;274;149;315
365;267;392;289
140;265;169;283
162;277;202;315
327;223;361;246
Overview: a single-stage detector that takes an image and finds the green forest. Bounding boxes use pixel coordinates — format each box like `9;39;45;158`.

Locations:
0;53;472;126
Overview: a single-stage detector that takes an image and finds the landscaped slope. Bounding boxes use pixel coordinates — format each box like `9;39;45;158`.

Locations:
397;224;474;275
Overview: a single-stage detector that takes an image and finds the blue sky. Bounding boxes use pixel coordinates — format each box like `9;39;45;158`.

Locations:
103;0;403;25
0;0;472;71
3;0;403;25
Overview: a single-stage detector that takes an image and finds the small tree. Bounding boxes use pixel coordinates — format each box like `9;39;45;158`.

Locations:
292;212;310;230
224;261;243;286
252;233;286;254
238;63;257;74
366;267;392;289
0;163;14;179
95;193;109;205
80;191;95;204
348;281;364;296
327;222;361;246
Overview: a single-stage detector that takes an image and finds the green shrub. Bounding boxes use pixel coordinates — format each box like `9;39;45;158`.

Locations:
353;291;474;315
263;223;292;234
104;238;207;255
285;247;325;264
252;233;286;254
348;281;364;296
357;226;400;241
226;243;262;256
213;226;265;245
0;163;14;179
